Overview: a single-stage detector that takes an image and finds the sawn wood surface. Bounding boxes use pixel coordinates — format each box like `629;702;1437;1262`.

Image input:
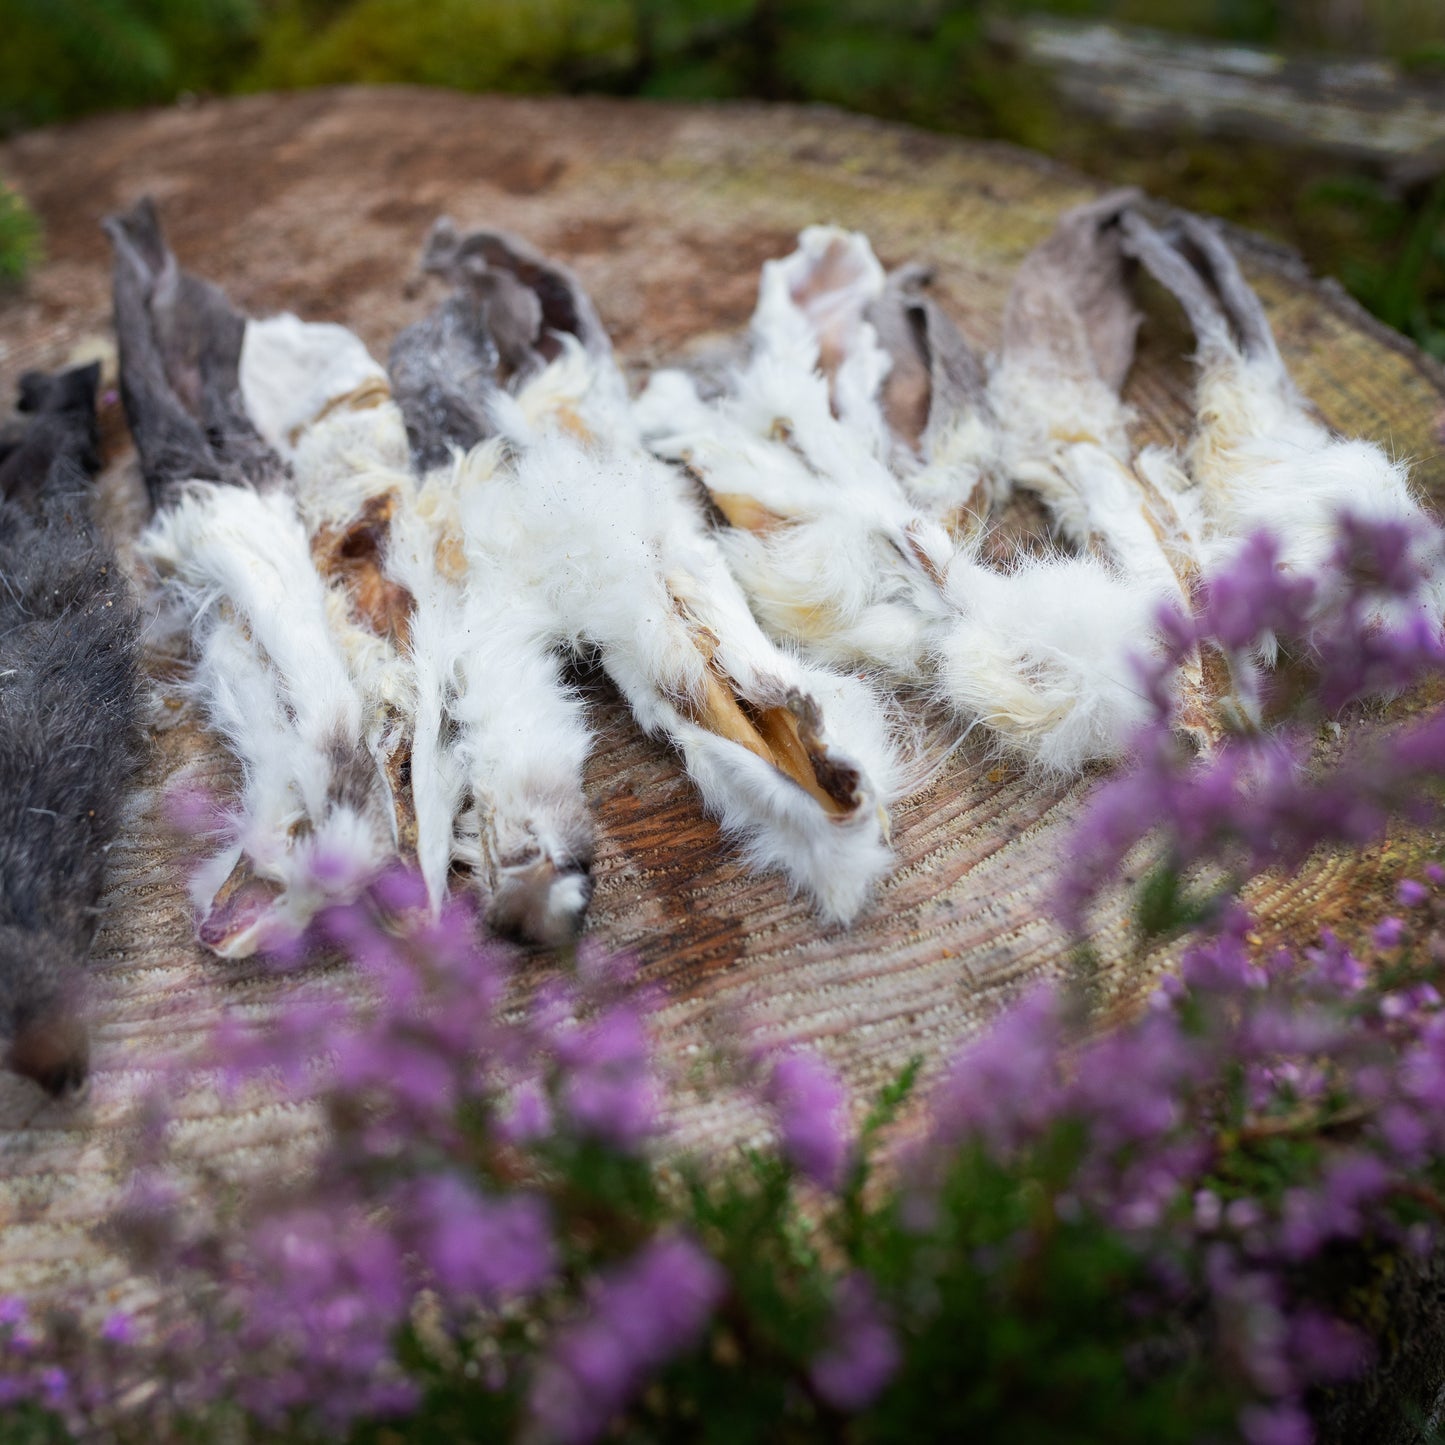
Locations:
0;87;1442;1312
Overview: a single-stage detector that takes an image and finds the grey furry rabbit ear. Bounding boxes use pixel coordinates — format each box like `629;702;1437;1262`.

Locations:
0;361;101;501
0;363;143;1097
104;195;278;503
421;217;610;369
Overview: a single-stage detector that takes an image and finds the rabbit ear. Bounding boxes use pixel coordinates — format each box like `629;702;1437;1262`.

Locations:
388;290;504;471
105;197;279;502
1120;209;1241;362
0;363;102;502
868;263;989;455
1003;187;1144;394
420;222;609;363
107;200;228;499
1171;214;1284;367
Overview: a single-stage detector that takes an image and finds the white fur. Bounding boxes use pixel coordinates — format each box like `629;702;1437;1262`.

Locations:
505;341;903;923
140;483;394;949
936;552;1162;771
447;446;597;937
379;474;466;913
639;230;1178;773
1190;351;1445;652
752;225;893;459
988;360;1199;606
239;313;390;460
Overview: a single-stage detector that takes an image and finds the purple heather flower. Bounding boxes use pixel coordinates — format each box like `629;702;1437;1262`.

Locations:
499;1077;554;1144
0;1298;24;1330
556;1002;659;1150
409;1174;554;1304
766;1050;851;1191
528;1233;725;1444
1303;932;1366;994
235;1205;410;1425
1240;1400;1313;1445
1373;916;1407;950
1289;1308;1369;1384
369;864;431;917
924;987;1065;1158
99;1312;134;1347
39;1367;68;1410
808;1273;900;1413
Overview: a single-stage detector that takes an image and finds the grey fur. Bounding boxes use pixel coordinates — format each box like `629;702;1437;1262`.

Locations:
0;365;101;503
104;196;280;504
0;365;143;1096
390;217;611;471
388;290;502;472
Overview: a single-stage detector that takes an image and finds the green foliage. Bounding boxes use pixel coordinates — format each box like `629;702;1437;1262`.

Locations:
0;184;41;282
0;0;261;132
244;0;635;95
1303;174;1445;361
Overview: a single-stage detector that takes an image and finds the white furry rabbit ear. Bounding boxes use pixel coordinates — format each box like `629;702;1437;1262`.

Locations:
384;279;598;945
1121;207;1445;649
751;225;892;454
104;195;279;502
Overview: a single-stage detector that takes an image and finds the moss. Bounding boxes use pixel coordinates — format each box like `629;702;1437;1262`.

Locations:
0;184;41;284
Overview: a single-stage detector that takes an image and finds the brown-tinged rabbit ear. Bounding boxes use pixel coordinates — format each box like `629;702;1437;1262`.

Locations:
868;263;989;454
420;220;609;363
104;197;275;502
1003;187;1144;394
1120;209;1283;370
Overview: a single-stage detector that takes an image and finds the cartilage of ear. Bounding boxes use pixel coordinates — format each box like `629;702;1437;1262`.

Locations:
674;611;853;817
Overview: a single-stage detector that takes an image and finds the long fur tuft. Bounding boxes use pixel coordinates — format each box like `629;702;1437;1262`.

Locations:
0;365;143;1095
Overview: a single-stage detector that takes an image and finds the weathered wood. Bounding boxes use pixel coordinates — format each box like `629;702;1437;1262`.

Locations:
1002;16;1445;177
0;89;1441;1324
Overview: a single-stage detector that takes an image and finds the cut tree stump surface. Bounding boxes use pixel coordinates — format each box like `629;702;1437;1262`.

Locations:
1;87;1443;1311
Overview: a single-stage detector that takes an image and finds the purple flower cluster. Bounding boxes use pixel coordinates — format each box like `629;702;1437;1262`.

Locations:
1062;514;1445;930
529;1233;725;1444
907;874;1445;1439
808;1273;899;1412
765;1048;852;1190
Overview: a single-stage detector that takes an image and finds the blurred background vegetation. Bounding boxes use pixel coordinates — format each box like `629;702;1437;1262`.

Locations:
1;0;1443;358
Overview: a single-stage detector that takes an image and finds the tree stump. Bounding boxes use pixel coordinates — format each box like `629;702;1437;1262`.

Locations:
1;88;1442;1324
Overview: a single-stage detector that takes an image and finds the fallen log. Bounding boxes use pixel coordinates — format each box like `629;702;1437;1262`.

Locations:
1000;15;1445;181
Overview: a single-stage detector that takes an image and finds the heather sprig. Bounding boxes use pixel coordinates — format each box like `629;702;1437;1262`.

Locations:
7;514;1445;1443
1062;514;1445;935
